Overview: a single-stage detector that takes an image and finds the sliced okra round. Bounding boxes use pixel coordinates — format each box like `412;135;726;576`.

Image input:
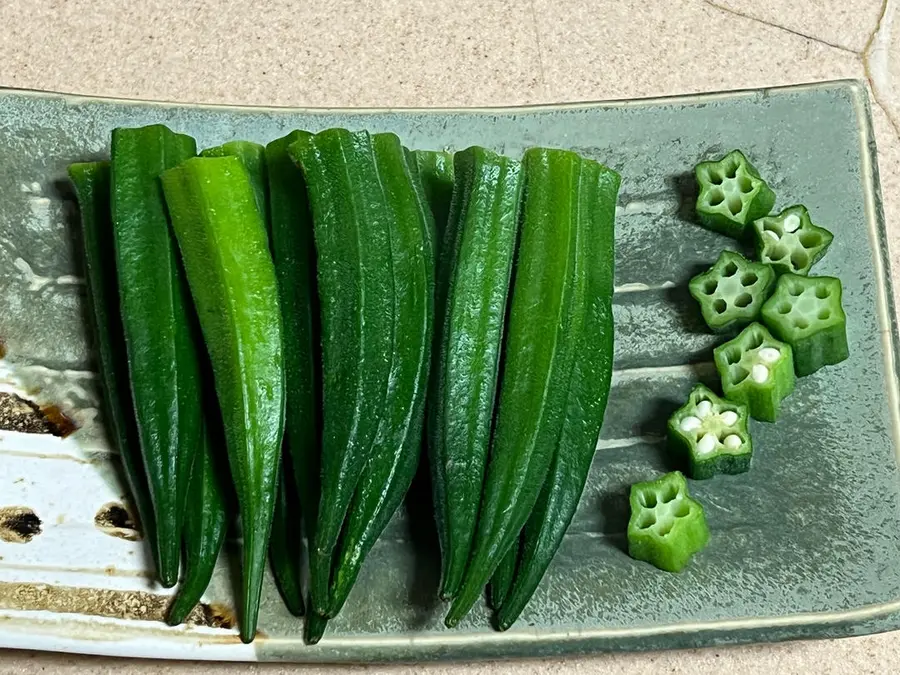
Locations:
752;205;833;276
688;250;776;333
760;273;849;377
694;150;776;239
668;384;752;480
627;471;709;573
713;322;795;422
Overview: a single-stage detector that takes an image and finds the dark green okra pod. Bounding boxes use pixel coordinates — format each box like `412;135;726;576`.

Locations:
688;250;776;333
753;205;833;276
201;141;269;225
429;147;523;602
714;322;795;422
668;384;752;480
410;149;455;246
695;150;775;238
269;453;305;617
68;161;160;576
110;125;203;588
761;274;849;376
628;471;709;573
494;156;620;631
326;134;435;618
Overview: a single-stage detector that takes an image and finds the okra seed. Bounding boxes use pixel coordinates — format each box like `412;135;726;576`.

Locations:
783;214;801;232
734;292;752;308
777;302;792;315
740;272;758;286
759;347;781;363
789;284;803;296
818;308;831;321
815;285;830;299
795;317;809;330
697;433;718;455
751;364;769;383
763;229;780;242
695;400;713;418
724;434;742;450
720;410;738;426
679;415;702;432
713;298;727;314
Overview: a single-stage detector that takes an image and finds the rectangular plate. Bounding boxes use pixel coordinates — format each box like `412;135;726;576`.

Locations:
0;79;898;663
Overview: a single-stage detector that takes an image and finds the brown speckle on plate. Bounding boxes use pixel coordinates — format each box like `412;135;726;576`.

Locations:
93;502;142;541
0;506;42;543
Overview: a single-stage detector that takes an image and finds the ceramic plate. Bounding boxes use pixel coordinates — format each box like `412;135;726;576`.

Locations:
0;79;897;663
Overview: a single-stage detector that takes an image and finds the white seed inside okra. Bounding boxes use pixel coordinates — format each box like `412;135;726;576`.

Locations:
697;432;717;455
695;400;712;418
758;347;780;363
723;434;742;449
783;214;801;232
680;415;702;432
763;229;780;241
751;364;769;383
720;410;738;426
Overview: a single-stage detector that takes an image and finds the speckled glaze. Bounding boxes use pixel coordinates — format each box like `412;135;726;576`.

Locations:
0;80;897;663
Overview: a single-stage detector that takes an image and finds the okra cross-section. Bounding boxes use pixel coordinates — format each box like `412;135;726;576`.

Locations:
752;205;833;276
688;250;775;333
695;150;775;238
668;384;752;480
760;274;849;376
627;471;709;573
713;322;795;422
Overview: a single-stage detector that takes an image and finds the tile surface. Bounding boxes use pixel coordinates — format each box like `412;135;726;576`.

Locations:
1;0;900;672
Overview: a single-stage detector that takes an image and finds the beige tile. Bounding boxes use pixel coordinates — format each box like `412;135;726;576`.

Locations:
0;0;542;108
710;0;884;53
531;0;863;102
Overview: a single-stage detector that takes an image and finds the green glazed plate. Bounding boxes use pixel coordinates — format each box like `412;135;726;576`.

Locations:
0;79;897;662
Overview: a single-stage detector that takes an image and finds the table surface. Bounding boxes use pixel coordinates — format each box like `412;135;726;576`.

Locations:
1;0;899;672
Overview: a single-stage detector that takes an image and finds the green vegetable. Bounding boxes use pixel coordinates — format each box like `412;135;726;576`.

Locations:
161;155;285;643
667;384;752;480
695;150;775;238
410;149;454;245
714;322;795;422
688;250;776;333
166;421;229;625
489;543;517;610
752;205;833;276
627;471;709;573
326;134;435;618
269;453;305;617
287;129;398;615
110;125;202;588
446;148;588;628
429;146;523;601
201;141;269;225
761;274;849;376
68;161;160;577
494;157;619;631
265;131;321;606
305;610;329;645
